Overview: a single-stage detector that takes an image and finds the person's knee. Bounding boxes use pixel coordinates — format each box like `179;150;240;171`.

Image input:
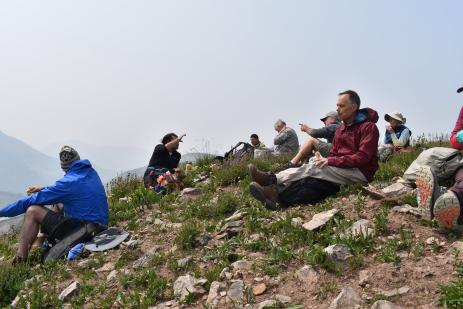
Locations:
25;205;47;221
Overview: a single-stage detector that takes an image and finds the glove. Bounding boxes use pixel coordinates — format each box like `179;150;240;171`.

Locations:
457;130;463;144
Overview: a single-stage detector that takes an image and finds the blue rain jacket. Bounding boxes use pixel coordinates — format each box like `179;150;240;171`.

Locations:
0;160;109;225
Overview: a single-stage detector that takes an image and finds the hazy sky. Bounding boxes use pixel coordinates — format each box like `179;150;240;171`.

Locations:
1;0;462;155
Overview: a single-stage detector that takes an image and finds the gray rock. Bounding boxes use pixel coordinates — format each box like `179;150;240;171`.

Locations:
371;300;402;309
425;237;439;245
275;294;292;303
224;211;245;223
206;281;225;308
227;280;244;305
381;286;410;297
77;259;98;269
219;220;243;233
96;262;115;272
177;256;192;268
180;187;202;197
328;287;363;309
382;183;412;197
58;281;80;301
231;260;252;273
173;274;205;301
291;217;303;228
107;270;118;283
133;253;153;269
391;204;424;217
324;244;353;261
358;270;370;287
349;219;374;237
303;209;338;231
257;300;277;309
295;265;320;285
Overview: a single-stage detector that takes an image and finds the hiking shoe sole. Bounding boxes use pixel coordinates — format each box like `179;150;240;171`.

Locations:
434;191;461;231
249;182;277;210
416;166;437;219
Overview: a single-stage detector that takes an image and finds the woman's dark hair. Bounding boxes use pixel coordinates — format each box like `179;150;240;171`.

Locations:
162;133;178;145
250;134;259;139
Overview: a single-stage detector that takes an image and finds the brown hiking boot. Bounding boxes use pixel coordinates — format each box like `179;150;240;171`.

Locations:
248;164;277;186
249;182;279;210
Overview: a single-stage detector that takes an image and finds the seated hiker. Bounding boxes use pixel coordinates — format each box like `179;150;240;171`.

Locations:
250;134;266;149
0;146;109;264
144;133;185;193
378;111;412;161
286;111;341;168
247;90;379;209
415;86;463;231
272;119;299;156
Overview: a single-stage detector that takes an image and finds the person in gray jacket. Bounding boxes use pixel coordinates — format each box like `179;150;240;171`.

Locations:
273;119;299;156
286;111;340;167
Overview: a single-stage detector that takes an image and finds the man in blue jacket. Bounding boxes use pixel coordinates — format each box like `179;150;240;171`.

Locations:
0;146;109;263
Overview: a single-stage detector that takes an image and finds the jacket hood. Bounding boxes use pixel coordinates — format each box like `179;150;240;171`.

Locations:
67;159;92;172
353;108;379;124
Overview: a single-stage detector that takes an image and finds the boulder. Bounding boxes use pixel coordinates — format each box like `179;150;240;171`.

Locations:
381;183;412;197
295;265;320;285
173;274;205;301
206;281;225;308
349;219;374;237
227;280;244;305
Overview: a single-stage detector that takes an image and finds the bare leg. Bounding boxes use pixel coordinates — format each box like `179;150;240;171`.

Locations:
290;136;320;165
17;205;49;259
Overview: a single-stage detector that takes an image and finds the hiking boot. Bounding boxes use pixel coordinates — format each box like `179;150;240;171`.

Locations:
248;164;277;186
249;182;279;210
416;166;438;219
433;191;462;231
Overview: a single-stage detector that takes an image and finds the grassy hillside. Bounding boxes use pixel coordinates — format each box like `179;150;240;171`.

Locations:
1;141;462;308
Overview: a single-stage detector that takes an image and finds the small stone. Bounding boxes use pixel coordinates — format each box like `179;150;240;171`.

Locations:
253;283;267;296
231;260;252;272
256;300;277;309
173;274;205;301
96;262;114;272
358;270;370;287
177;256;192;268
180;187;202;197
206;281;225;307
295;265;320;285
122;239;142;249
328;287;363;309
254;277;264;282
275;294;292;304
107;270;118;283
291;217;303;228
303;209;339;231
382;286;410;297
219;220;243;233
426;237;439;245
58;281;80;301
371;300;402;309
225;211;245;222
133;253;153;269
391;204;423;217
220;291;227;297
349;219;374;237
153;218;164;225
77;259;97;269
324;244;353;261
382;183;412;197
227;280;244;304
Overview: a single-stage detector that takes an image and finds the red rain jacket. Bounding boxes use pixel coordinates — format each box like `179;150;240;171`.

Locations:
327;108;380;182
450;106;463;150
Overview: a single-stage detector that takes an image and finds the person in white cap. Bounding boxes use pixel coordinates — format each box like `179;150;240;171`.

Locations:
284;111;341;168
378;111;412;161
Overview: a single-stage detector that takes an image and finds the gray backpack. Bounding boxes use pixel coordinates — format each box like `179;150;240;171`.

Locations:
404;147;463;183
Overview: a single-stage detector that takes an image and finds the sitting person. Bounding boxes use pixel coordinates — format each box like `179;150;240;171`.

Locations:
250;134;266;149
144;133;185;193
378;111;412;161
247;90;379;209
416;86;463;231
0;146;109;264
273;119;299;156
286;111;340;168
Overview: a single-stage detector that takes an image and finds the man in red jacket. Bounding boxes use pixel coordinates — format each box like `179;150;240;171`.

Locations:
248;90;380;209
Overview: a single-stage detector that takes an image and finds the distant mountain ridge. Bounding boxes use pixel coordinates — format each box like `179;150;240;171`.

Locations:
0;131;116;193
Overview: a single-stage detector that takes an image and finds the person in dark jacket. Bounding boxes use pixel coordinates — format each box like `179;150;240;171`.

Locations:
0;146;109;263
378;111;412;162
286;111;340;168
247;90;380;209
144;133;185;192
